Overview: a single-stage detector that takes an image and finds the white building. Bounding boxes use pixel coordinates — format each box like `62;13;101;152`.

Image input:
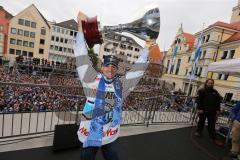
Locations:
49;19;78;63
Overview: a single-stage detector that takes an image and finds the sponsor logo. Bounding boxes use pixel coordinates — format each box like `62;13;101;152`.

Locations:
79;127;118;137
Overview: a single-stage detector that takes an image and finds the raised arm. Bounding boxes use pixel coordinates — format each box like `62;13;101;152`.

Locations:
74;11;98;96
121;40;154;99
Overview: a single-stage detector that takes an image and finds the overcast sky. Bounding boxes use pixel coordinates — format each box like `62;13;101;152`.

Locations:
1;0;237;51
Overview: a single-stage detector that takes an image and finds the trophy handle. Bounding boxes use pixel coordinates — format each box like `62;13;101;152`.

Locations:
82;16;103;48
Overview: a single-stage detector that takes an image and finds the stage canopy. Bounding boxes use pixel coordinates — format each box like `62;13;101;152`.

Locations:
207;58;240;77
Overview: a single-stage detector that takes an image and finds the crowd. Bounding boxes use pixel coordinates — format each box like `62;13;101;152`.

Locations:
0;64;190;113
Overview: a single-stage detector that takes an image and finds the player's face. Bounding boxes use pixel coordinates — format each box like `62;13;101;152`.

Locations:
101;64;118;79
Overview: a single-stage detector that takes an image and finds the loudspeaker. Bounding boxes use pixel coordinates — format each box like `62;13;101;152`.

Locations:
53;124;80;151
224;93;233;102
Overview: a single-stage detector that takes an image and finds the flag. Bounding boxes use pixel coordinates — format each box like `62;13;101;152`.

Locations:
170;41;179;73
189;29;204;79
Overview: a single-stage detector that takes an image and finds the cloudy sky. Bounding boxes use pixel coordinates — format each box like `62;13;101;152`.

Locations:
1;0;237;51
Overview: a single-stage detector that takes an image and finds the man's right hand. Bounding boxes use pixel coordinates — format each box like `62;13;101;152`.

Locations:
77;11;88;32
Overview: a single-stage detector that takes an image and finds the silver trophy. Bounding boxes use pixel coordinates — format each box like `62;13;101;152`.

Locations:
81;7;160;48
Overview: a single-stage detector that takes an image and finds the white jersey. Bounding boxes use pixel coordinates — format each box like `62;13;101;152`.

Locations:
74;32;149;145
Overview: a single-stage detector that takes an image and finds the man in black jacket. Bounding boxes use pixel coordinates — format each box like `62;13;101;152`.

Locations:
194;78;223;146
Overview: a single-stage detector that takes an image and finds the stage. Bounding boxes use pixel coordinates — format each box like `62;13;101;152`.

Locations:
0;126;230;160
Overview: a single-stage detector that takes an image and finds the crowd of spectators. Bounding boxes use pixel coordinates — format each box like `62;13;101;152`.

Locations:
0;63;193;113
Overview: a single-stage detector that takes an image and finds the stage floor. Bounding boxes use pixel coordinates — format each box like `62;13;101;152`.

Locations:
0;126;230;160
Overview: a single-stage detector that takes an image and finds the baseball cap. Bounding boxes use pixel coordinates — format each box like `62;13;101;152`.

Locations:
103;55;119;67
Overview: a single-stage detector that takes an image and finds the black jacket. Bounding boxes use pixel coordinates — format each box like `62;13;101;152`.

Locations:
196;88;221;113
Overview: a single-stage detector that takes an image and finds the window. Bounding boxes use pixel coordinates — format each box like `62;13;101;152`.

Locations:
11;28;17;34
23;41;28;47
22;51;27;56
18;19;24;25
206;34;210;42
31;22;36;28
127;53;132;57
9;48;15;54
113;43;118;47
56;37;59;42
74;32;77;37
25;20;30;27
17;40;22;46
198;67;202;77
70;31;74;36
223;74;229;80
55;46;58;51
202;50;206;59
185;69;188;75
10;38;16;44
39;49;44;54
30;32;35;38
60;38;63;43
64;48;67;52
50;45;54;50
18;29;23;35
51;36;55;41
221;51;228;59
104;48;110;52
218;74;222;80
59;47;63;51
24;31;29;37
16;50;21;55
29;42;34;48
135;48;140;52
229;50;235;59
202;36;205;43
41;27;46;35
64;39;68;43
28;52;33;57
40;39;45;45
57;27;60;33
68;48;71;53
175;59;181;75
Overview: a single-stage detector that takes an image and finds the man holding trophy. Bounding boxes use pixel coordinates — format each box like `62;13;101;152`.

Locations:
74;7;160;160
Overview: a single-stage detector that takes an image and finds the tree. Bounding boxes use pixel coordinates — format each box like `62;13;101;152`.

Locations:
88;48;99;70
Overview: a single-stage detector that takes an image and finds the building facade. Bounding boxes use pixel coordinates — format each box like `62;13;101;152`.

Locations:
163;1;240;100
49;19;77;63
99;32;142;74
0;6;13;57
162;25;195;94
6;4;51;62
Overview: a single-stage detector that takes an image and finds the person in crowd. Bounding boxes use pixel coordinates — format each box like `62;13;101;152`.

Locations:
229;101;240;158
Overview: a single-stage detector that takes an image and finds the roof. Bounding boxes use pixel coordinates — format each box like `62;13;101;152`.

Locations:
209;21;240;44
55;19;78;31
31;4;51;29
182;32;195;50
15;4;50;29
209;21;240;31
0;6;13;19
148;44;162;64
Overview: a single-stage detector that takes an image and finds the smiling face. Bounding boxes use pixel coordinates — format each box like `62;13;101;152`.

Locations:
101;64;118;79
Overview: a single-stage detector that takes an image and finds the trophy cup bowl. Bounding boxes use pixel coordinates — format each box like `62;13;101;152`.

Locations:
81;7;160;48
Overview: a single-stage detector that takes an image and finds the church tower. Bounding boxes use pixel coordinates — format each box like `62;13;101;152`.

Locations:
230;0;240;23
